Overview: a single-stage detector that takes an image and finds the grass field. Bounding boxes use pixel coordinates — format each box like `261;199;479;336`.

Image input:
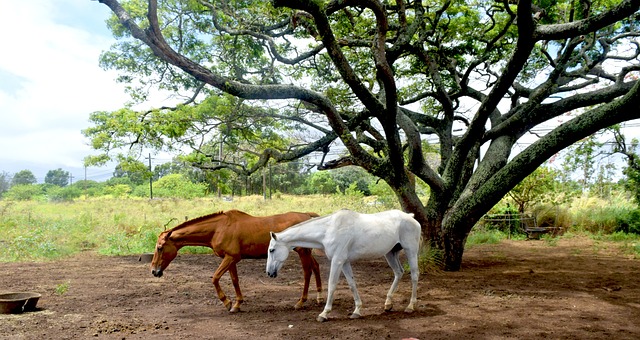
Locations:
1;194;638;262
0;195;397;261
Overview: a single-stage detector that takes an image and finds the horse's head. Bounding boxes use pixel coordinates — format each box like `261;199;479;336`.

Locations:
151;230;178;278
266;232;291;278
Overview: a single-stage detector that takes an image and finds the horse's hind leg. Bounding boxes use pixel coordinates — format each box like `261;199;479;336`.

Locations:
383;251;404;312
294;248;312;309
404;247;420;313
228;262;243;313
341;262;362;319
311;254;324;304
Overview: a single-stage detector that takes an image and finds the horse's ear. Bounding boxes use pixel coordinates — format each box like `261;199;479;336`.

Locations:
166;230;173;239
270;232;277;241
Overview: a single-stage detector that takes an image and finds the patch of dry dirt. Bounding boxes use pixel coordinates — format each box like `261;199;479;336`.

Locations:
1;236;639;339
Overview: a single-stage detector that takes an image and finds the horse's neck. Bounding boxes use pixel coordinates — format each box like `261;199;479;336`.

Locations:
280;220;325;249
170;223;216;248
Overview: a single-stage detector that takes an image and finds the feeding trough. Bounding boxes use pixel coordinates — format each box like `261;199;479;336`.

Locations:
0;292;41;314
138;253;154;263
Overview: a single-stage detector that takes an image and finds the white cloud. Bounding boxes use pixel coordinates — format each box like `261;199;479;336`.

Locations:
0;0;129;180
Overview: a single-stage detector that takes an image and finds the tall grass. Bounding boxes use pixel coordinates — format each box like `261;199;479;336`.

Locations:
0;195;398;261
2;194;639;262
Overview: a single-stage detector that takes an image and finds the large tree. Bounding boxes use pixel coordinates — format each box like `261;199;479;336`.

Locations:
45;168;71;187
93;0;640;270
11;170;37;186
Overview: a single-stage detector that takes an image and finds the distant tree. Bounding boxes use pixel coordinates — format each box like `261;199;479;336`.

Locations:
45;168;71;187
330;166;373;196
507;165;559;213
113;159;149;186
11;170;37;186
306;171;337;195
611;128;640;204
0;171;11;196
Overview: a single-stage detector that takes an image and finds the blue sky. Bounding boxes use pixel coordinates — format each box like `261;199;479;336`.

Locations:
0;0;130;182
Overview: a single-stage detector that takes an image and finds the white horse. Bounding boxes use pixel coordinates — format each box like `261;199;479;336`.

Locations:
266;209;421;322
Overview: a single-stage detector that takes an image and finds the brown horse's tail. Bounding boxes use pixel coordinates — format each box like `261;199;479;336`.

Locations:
307;212;320;218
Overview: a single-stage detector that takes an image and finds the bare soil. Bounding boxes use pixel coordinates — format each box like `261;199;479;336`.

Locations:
1;236;639;339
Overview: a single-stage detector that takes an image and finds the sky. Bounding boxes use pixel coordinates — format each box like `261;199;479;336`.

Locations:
0;0;131;182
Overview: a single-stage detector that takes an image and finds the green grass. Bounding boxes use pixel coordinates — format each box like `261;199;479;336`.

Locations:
466;229;508;247
2;195;639;262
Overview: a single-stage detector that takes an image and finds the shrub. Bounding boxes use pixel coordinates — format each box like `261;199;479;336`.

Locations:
153;174;207;199
3;184;44;201
532;204;572;234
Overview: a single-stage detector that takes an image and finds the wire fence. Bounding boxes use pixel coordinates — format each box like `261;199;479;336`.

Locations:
481;213;560;239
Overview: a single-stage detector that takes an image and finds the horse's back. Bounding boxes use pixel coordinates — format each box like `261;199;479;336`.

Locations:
324;209;419;259
211;210;317;258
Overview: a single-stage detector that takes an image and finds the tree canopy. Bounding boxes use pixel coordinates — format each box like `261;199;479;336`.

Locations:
11;170;37;186
45;168;71;187
93;0;640;270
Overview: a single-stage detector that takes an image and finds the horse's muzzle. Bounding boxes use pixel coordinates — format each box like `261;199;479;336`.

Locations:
151;268;163;277
267;270;277;278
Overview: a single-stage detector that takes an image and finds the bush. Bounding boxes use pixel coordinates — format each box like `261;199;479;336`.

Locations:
614;208;640;234
46;186;82;202
3;184;44;201
153;174;207;199
571;196;636;234
532;204;572;234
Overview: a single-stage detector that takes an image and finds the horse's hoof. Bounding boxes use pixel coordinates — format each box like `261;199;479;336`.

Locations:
230;307;240;313
404;308;414;313
294;303;304;310
349;313;361;319
317;298;325;305
317;315;328;322
384;305;393;312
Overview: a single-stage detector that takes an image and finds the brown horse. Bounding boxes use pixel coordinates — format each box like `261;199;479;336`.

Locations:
151;209;322;312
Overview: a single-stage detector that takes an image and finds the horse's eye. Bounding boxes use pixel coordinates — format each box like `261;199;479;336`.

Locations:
157;246;163;252
269;248;274;253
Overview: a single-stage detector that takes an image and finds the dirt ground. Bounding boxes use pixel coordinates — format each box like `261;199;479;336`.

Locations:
1;236;639;340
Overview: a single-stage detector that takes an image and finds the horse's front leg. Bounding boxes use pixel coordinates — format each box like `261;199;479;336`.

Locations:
317;259;343;322
227;261;243;313
212;255;236;311
341;262;362;319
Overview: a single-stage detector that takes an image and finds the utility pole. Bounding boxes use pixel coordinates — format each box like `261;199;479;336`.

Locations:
69;174;74;186
84;166;87;198
146;153;153;199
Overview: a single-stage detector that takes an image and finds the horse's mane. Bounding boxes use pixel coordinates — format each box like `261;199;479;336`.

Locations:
281;210;335;230
168;210;227;232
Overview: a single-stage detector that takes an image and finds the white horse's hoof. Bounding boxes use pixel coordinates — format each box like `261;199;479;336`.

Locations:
404;308;414;313
317;315;328;322
384;304;393;312
349;313;361;319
